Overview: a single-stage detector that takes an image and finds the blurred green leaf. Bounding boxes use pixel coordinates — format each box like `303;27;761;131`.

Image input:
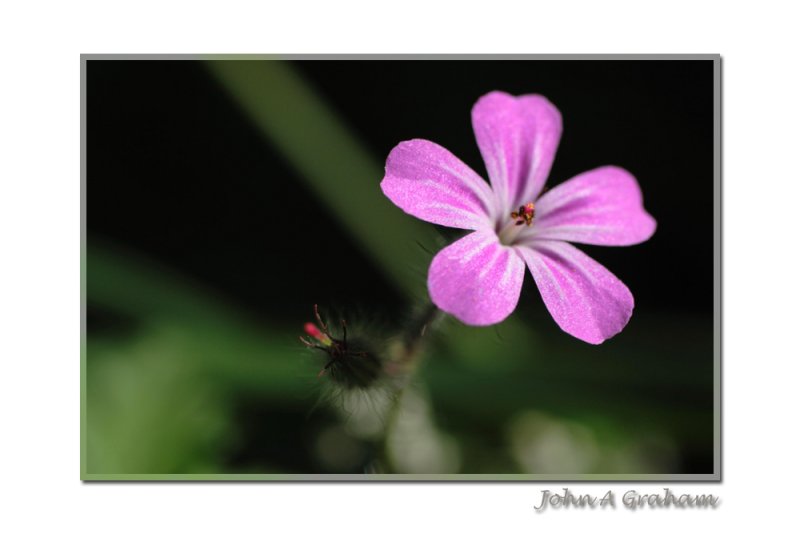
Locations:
206;60;438;297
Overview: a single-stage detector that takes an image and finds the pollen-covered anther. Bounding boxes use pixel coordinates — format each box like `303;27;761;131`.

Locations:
510;202;536;226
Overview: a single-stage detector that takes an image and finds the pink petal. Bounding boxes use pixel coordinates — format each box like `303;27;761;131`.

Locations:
471;91;562;213
525;166;656;246
428;230;525;326
518;241;634;344
381;139;497;230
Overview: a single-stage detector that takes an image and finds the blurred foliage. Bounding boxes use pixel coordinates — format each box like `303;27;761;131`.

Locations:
84;61;714;477
86;242;711;475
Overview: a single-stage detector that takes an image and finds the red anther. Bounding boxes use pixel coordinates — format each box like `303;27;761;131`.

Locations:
524;202;535;216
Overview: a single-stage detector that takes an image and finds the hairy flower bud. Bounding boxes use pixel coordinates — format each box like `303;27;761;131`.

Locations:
300;305;383;390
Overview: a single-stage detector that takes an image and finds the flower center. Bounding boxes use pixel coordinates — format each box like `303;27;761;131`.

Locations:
498;202;535;245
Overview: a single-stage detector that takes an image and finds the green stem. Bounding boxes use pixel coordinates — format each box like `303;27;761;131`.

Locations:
402;302;442;353
377;301;443;472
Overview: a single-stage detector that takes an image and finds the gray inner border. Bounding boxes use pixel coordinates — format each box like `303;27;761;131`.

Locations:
81;54;722;482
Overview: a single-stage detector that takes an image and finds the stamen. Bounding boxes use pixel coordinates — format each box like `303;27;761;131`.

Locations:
509;202;535;226
499;201;536;245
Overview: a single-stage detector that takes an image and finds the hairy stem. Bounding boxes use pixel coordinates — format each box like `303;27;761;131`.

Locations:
377;301;442;472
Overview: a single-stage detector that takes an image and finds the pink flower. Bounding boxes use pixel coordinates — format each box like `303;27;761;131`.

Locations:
380;91;656;344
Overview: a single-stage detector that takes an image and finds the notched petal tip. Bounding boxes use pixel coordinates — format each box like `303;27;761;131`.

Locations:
531;165;658;247
430;301;516;328
471;91;563;209
519;242;635;344
597;165;658;245
472;90;560;111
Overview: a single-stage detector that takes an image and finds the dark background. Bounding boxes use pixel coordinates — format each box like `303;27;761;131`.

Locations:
86;60;715;476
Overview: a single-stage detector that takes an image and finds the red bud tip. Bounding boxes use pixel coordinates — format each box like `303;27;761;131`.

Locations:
304;322;323;339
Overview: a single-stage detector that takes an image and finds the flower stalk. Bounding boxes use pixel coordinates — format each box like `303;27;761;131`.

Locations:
301;300;443;473
378;301;443;472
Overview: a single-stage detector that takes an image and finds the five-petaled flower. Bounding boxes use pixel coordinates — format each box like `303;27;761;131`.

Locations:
380;91;656;344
